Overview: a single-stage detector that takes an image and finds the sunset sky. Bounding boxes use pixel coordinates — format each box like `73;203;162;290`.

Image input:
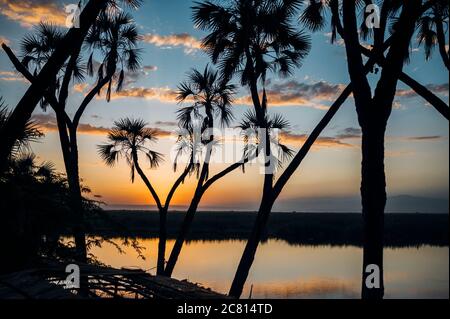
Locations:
0;0;448;211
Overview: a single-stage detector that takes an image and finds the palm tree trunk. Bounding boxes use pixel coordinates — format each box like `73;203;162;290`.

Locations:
0;0;108;172
164;151;212;278
157;208;168;275
67;132;88;263
229;187;274;298
359;1;421;300
163;189;203;277
360;121;386;299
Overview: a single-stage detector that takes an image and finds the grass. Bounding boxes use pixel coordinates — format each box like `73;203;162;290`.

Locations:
84;211;449;247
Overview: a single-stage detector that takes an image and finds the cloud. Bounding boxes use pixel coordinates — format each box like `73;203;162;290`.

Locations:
73;83;89;93
33;113;173;138
397;83;449;98
33;114;111;135
406;135;443;141
0;35;10;45
280;131;354;148
73;64;159;93
143;65;158;72
142;33;202;54
103;86;179;102
0;70;27;82
122;65;158;86
236;80;346;109
74;78;345;110
335;127;362;139
154;121;178;127
0;0;67;28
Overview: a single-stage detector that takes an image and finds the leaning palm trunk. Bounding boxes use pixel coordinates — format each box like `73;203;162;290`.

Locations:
228;192;274;298
164;187;203;277
164;129;214;277
228;82;352;298
0;0;108;172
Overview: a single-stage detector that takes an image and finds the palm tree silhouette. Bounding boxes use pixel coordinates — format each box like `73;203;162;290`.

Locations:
98;118;200;275
98;118;164;194
192;0;313;297
0;0;142;172
164;66;238;276
3;11;141;262
417;1;449;69
0;98;43;160
98;119;168;269
300;0;449;299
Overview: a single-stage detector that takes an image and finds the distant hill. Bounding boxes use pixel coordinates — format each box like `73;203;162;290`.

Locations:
386;195;449;214
105;195;449;213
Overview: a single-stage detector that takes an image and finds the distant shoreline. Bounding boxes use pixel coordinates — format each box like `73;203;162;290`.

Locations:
84;211;449;247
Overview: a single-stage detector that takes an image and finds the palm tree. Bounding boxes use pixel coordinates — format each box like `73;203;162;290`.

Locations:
163;66;238;276
0;98;44;160
417;0;449;69
0;0;142;172
99;118;198;275
4;11;142;262
192;0;313;297
299;0;449;299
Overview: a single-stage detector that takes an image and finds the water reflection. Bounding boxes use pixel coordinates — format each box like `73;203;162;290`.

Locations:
89;238;449;299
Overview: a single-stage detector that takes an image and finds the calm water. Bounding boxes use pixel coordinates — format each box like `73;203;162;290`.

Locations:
89;238;449;299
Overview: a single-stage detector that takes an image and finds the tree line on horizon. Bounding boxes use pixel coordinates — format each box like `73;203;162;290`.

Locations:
0;0;448;300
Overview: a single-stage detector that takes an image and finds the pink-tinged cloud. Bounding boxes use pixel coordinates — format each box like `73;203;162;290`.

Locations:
0;70;27;82
33;113;173;137
236;80;346;110
99;80;345;110
0;0;67;28
110;86;179;102
142;33;202;54
280;132;354;148
397;83;449;98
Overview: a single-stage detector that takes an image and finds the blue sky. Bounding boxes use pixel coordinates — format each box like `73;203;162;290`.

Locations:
0;0;448;211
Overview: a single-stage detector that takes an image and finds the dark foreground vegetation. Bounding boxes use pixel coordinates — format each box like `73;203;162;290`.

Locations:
85;211;448;247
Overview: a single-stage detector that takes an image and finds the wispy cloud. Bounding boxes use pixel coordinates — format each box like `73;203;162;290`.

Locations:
105;86;179;102
33;113;173;137
406;135;443;141
0;0;67;28
0;70;27;82
280;132;354;148
77;79;346;110
33;114;111;135
397;83;449;98
73;64;159;93
236;80;346;110
154;121;178;127
142;33;202;54
335;127;362;139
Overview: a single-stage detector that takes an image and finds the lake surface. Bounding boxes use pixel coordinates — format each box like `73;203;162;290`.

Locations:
89;238;449;299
